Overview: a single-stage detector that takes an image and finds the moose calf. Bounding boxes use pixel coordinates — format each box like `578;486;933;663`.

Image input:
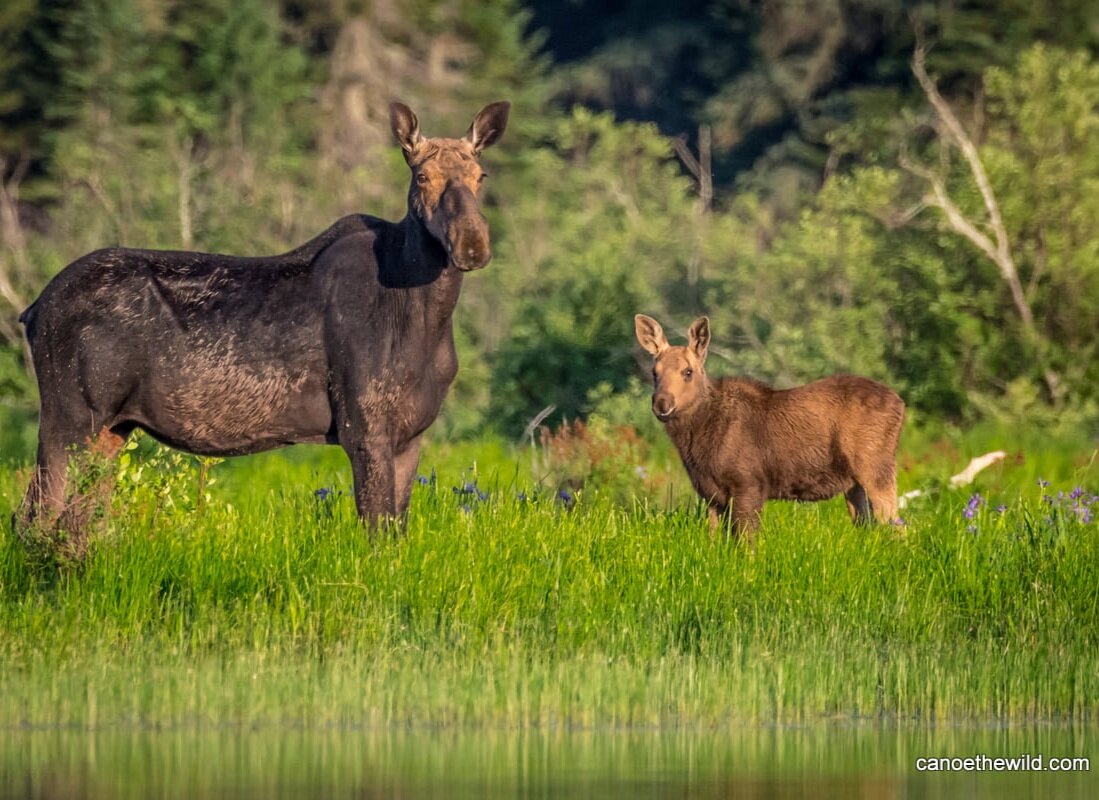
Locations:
635;314;905;536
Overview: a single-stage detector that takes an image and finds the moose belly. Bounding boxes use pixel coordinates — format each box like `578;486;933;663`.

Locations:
132;358;332;456
773;474;851;503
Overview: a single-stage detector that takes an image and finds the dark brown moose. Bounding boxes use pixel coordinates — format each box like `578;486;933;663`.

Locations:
17;100;510;547
635;314;905;537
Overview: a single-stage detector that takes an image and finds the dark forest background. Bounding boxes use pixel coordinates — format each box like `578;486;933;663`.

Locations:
2;0;1098;455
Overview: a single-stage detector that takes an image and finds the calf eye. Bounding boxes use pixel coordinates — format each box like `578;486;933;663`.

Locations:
684;368;693;379
478;172;488;184
416;172;429;185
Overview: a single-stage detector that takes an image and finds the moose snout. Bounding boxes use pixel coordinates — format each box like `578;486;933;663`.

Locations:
439;183;492;270
652;393;677;420
449;226;492;271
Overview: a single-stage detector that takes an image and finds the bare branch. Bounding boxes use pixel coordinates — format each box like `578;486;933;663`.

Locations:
903;44;1060;401
911;45;1033;328
671;135;701;180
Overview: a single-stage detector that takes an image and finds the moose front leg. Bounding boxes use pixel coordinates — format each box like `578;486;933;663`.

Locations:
344;435;397;527
707;502;729;536
730;489;764;542
393;434;425;517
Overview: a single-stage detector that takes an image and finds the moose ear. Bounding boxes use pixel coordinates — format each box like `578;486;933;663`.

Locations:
688;316;710;362
465;101;510;154
635;314;669;357
390;102;422;158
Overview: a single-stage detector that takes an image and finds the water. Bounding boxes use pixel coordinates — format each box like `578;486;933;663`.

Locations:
1;724;1095;798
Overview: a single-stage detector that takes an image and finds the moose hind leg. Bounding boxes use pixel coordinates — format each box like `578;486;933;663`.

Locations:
18;422;128;556
845;484;871;525
866;461;899;524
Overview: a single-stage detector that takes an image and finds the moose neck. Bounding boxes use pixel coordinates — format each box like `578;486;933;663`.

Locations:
379;213;466;313
663;377;717;451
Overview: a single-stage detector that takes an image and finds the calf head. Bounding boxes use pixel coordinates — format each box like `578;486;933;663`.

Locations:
390;100;511;270
635;314;711;421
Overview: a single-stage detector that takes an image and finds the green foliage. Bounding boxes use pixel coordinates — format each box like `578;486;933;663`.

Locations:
481;109;693;434
114;432;224;522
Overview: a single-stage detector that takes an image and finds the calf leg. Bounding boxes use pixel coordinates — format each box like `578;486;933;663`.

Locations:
845;484;871;525
851;456;901;524
868;478;899;524
707;502;729;536
730;490;763;542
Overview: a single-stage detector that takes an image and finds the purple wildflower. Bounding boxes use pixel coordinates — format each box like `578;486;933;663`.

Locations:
415;474;430;486
963;493;982;520
557;489;575;510
1038;478;1050;488
314;487;334;501
1070;487;1085;500
995;504;1007;514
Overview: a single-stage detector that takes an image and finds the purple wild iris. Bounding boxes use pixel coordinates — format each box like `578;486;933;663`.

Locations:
314;487;334;501
1037;478;1050;488
963;493;982;520
995;504;1007;514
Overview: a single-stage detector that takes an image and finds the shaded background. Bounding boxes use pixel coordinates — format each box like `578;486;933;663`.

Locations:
2;0;1098;459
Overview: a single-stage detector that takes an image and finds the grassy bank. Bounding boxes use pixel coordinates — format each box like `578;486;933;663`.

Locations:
0;427;1097;728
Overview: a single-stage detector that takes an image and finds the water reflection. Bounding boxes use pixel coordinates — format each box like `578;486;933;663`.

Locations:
1;724;1094;799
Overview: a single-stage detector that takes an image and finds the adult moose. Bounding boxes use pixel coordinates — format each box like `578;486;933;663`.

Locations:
17;100;510;548
635;314;905;538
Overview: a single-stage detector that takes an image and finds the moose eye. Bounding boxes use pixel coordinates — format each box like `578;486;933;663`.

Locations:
683;368;693;379
416;172;429;185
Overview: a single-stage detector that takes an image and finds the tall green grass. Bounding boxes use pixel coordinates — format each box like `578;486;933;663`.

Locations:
0;427;1097;728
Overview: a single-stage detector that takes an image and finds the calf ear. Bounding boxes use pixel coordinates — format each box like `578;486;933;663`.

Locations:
635;314;669;357
390;102;422;159
688;316;710;362
465;101;511;154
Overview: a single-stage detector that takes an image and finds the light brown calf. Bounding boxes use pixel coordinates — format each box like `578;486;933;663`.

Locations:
635;314;905;537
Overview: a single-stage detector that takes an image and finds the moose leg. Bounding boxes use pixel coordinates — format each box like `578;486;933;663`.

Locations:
867;468;900;524
730;490;763;541
345;436;397;527
707;503;729;536
845;484;871;525
393;434;425;517
18;421;127;555
19;440;70;528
